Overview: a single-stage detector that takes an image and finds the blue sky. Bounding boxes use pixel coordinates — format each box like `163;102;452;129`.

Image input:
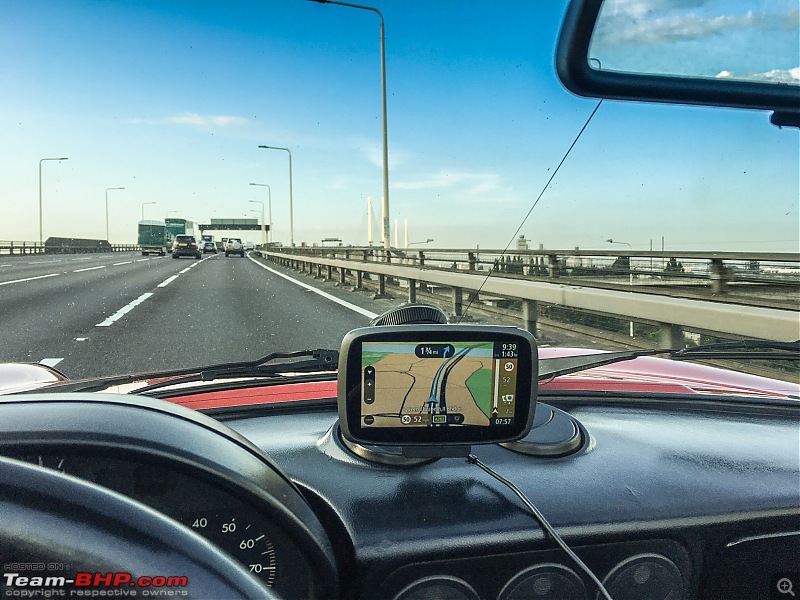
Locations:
0;0;797;251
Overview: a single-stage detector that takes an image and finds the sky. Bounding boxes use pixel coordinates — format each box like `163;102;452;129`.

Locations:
0;0;797;251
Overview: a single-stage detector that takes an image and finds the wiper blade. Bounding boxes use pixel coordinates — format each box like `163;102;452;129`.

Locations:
538;349;666;381
671;340;800;361
133;348;339;394
538;340;799;381
29;349;339;394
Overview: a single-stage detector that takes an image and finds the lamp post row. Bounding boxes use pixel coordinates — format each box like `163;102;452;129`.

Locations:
41;1;392;249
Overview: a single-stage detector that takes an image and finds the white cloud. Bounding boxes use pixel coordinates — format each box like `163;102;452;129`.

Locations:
393;169;501;195
605;0;709;20
359;141;406;171
596;11;756;47
128;113;250;128
716;66;800;84
166;113;249;128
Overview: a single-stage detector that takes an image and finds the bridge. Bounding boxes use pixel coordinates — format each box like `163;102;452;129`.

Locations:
0;242;797;382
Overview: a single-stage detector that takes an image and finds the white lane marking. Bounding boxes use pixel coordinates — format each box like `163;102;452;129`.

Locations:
74;265;106;273
158;275;179;288
179;267;191;274
0;273;60;286
0;265;11;268
75;337;88;341
26;260;62;264
113;261;133;266
39;358;64;368
136;258;150;262
96;292;153;327
247;255;378;318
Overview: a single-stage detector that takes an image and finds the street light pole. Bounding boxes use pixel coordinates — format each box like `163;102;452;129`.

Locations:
249;183;272;245
105;187;125;241
38;157;68;244
309;0;390;250
141;201;157;220
248;200;266;246
258;146;293;246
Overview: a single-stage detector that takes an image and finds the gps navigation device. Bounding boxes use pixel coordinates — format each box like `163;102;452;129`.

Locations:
338;325;537;451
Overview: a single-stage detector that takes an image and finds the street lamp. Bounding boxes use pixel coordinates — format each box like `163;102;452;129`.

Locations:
249;183;272;245
258;146;293;246
105;187;125;241
308;0;390;250
248;201;267;246
141;201;157;220
408;238;434;246
38;157;68;244
606;238;634;337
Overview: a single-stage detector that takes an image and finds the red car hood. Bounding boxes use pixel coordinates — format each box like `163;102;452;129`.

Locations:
2;349;796;408
166;348;798;410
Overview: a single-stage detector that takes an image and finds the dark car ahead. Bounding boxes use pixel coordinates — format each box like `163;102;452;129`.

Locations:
172;235;201;259
202;241;217;254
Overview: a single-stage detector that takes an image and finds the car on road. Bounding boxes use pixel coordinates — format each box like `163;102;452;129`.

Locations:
0;2;797;600
225;238;245;257
202;240;217;254
171;234;201;259
244;241;255;251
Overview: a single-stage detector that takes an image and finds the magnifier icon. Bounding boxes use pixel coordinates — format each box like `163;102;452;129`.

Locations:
778;578;796;596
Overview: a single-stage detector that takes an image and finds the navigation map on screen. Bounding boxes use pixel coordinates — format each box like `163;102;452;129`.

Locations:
361;341;519;428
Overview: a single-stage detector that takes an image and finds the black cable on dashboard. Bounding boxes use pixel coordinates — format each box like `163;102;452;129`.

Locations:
467;453;614;600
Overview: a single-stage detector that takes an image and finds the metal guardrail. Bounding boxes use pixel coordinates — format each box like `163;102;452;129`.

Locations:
0;241;139;256
262;247;800;346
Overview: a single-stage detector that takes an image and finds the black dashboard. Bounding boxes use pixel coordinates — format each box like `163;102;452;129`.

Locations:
1;390;798;600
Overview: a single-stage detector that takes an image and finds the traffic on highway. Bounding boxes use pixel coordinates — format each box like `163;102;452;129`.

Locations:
0;1;798;599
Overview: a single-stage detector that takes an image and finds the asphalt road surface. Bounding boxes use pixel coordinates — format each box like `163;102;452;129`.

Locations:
0;251;384;379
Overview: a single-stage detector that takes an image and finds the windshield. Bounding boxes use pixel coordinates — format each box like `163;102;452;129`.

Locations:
0;1;797;389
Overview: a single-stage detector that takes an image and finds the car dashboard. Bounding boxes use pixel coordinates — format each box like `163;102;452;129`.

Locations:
0;385;797;600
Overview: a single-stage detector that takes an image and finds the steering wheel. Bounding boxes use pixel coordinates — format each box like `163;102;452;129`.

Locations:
0;455;281;600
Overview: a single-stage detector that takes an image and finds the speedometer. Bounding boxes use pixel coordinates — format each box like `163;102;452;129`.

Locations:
11;450;317;596
180;511;278;587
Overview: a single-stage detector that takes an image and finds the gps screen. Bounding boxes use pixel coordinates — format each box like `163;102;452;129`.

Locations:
360;341;520;429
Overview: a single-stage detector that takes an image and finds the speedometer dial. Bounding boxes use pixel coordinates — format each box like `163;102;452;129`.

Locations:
11;450;317;597
181;511;278;587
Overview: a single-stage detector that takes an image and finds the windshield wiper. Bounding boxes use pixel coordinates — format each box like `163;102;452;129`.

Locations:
538;340;799;381
30;349;339;394
132;348;339;394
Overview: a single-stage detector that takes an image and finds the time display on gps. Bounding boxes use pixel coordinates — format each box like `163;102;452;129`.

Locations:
360;341;520;429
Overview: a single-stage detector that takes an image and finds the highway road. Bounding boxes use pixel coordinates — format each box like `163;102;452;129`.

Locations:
0;252;380;379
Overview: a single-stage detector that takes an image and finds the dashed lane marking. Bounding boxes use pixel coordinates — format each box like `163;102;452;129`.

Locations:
158;275;179;287
74;265;107;273
96;292;153;327
39;358;64;367
0;273;60;286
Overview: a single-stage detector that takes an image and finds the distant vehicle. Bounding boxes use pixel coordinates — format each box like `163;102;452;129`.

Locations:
225;238;244;258
165;218;196;251
202;241;217;254
137;220;167;256
244;241;255;251
172;234;201;259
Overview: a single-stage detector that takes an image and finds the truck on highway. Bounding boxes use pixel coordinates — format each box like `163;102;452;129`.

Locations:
164;218;196;251
137;220;167;256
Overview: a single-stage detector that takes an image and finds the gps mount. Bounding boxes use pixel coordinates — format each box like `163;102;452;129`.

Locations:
337;305;538;461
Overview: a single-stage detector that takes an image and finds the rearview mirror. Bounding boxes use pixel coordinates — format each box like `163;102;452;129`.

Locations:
556;0;799;126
